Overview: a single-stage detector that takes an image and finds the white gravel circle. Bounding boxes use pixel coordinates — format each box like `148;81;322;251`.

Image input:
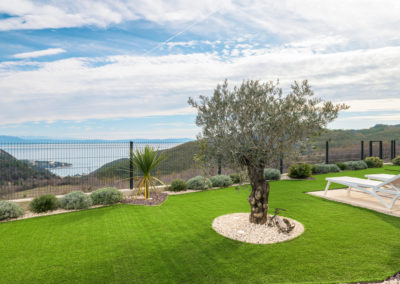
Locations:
212;213;304;244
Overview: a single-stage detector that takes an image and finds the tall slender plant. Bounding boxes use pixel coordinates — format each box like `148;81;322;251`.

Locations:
130;146;166;199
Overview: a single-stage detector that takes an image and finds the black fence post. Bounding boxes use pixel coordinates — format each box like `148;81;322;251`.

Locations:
279;158;283;174
217;157;222;175
325;141;329;164
394;140;397;158
129;141;133;190
390;140;394;160
369;141;373;157
379;141;383;159
361;140;364;160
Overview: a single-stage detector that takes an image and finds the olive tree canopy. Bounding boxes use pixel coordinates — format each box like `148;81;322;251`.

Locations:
188;79;348;224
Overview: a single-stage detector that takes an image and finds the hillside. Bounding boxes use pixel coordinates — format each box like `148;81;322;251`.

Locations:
93;124;400;180
94;141;200;179
312;124;400;148
0;149;57;184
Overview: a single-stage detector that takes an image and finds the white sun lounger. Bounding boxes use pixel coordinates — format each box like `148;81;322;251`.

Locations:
365;174;396;181
324;174;400;210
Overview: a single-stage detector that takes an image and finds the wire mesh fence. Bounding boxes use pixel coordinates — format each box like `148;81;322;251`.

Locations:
0;139;398;200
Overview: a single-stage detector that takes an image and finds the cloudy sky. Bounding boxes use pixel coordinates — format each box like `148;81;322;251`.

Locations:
0;0;399;139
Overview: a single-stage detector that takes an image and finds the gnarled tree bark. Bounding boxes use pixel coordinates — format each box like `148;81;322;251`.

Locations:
247;164;270;224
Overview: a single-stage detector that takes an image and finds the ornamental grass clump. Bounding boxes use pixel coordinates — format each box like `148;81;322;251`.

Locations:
263;168;281;180
168;179;188;192
29;194;58;213
364;157;383;168
210;175;233;187
0;200;24;220
59;191;92;210
393;156;400;166
91;187;123;205
311;164;340;174
187;176;212;190
130;146;166;200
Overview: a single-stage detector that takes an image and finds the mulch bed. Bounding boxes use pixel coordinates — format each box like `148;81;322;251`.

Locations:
121;192;168;206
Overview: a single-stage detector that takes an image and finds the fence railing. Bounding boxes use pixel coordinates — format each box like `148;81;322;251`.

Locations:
0;139;398;200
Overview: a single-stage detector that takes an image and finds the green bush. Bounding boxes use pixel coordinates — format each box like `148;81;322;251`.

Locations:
187;176;212;190
364;157;383;168
343;160;368;170
393;156;400;166
288;163;312;179
230;173;241;184
91;187;123;205
169;179;188;192
311;164;340;174
29;194;58;213
336;162;347;171
263;168;281;180
0;200;24;220
210;175;233;187
59;191;93;210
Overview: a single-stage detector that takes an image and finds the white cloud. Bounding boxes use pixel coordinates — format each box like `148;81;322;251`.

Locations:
166;41;197;49
1;0;400;131
0;0;230;31
0;43;399;125
341;99;400;112
13;48;66;59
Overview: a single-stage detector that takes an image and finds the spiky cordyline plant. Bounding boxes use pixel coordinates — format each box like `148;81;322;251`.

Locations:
130;146;166;200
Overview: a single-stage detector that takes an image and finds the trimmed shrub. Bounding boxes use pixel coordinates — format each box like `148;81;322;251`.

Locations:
336;162;347;171
263;168;281;180
59;191;93;210
91;187;123;205
0;200;24;220
311;164;340;174
343;160;368;170
364;156;383;168
187;176;212;190
288;163;312;179
169;179;188;192
29;194;58;213
393;156;400;166
210;175;233;187
230;173;241;184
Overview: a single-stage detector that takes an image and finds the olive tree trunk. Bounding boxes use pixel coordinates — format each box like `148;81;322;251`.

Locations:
247;165;270;224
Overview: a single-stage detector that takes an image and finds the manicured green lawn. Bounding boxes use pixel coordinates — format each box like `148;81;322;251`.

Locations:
1;166;399;283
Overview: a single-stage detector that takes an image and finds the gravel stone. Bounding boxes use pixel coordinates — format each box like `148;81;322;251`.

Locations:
212;212;304;244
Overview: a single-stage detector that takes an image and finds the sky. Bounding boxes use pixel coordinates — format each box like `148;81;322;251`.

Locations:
0;0;399;139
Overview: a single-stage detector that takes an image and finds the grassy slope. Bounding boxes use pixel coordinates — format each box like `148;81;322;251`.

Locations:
94;141;199;178
1;166;400;283
95;124;400;179
315;124;400;148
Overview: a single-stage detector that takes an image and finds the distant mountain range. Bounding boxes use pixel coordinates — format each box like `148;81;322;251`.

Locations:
0;135;193;144
1;124;399;144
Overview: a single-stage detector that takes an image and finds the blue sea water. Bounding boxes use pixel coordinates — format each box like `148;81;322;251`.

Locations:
0;142;180;177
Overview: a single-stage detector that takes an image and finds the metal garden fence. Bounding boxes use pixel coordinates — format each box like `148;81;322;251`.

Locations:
0;139;398;200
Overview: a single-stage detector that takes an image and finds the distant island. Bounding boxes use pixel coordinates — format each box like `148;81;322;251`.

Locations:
21;160;72;169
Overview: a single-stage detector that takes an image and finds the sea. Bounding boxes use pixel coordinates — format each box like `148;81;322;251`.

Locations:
0;141;182;177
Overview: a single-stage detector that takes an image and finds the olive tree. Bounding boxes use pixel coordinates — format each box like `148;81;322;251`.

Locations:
188;79;348;225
